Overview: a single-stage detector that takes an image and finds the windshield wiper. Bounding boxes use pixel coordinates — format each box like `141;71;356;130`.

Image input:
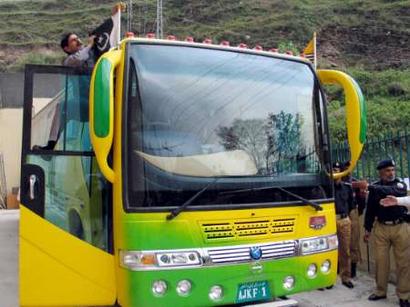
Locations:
166;178;219;221
220;185;323;211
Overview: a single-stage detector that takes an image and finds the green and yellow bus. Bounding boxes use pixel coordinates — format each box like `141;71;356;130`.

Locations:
20;37;366;306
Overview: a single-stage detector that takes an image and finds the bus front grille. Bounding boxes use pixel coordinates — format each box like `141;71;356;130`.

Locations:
200;217;296;242
206;240;297;264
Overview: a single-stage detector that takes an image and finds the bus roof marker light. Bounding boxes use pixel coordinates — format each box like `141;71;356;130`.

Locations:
286;50;294;55
146;33;155;39
220;40;230;46
125;32;135;38
209;285;223;301
269;48;279;53
167;35;176;40
203;38;213;44
185;36;194;42
238;43;248;48
253;45;263;51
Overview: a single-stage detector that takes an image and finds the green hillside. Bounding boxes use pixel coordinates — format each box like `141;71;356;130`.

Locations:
0;0;409;140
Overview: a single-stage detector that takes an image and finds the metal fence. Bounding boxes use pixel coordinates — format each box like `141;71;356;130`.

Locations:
333;131;410;182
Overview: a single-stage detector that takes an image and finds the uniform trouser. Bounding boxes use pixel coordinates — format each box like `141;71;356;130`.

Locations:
336;217;352;282
373;221;410;300
349;208;361;264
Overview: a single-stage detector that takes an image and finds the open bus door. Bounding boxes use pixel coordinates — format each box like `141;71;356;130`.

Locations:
19;65;116;306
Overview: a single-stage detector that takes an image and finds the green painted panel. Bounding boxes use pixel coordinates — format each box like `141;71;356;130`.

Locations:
121;251;337;307
93;59;111;138
351;77;367;144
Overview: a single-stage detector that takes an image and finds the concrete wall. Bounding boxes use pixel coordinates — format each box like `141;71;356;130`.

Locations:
0;73;24;108
0;72;62;109
0;71;61;195
0;108;23;194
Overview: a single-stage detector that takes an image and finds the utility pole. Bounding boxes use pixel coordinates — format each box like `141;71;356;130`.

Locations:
139;2;145;35
127;0;133;32
156;0;163;39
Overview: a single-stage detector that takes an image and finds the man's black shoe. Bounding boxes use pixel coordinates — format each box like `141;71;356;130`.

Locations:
342;281;354;289
326;285;334;289
399;299;410;307
351;263;357;278
368;294;387;301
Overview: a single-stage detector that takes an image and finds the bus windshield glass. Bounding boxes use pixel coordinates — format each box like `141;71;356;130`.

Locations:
125;44;332;209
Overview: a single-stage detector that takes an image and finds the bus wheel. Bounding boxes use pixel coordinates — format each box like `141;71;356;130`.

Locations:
69;211;85;240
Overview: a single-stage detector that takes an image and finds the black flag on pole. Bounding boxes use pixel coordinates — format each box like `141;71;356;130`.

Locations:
90;10;121;60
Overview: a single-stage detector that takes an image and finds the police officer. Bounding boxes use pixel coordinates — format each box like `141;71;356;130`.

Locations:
342;162;362;279
334;162;355;288
364;159;410;307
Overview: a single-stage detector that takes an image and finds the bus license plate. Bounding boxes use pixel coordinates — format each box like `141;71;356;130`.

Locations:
236;281;271;303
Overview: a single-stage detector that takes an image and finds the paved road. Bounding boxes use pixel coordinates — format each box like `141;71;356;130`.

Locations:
0;210;18;307
291;272;398;307
0;210;400;307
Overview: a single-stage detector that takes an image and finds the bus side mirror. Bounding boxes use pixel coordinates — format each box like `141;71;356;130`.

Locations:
89;50;122;183
317;70;367;180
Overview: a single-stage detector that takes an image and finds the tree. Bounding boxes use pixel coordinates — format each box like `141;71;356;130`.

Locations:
217;111;305;175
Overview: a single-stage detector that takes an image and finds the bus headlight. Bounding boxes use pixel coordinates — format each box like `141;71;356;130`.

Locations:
299;235;338;255
176;280;192;296
121;251;157;269
157;251;201;267
152;280;167;296
120;250;202;270
321;260;331;273
307;263;317;278
283;276;295;290
209;285;223;301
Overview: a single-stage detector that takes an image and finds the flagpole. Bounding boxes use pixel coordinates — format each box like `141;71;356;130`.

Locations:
313;32;317;70
116;4;121;46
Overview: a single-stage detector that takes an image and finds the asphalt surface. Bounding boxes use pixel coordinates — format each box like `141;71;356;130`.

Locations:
0;210;18;307
0;210;400;307
291;272;399;307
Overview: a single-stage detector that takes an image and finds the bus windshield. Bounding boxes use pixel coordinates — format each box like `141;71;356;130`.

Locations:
125;44;332;209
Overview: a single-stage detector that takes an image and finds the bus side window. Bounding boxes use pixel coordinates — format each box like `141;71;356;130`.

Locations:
31;74;91;152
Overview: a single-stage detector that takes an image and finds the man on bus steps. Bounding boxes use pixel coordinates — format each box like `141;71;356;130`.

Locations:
333;162;355;289
364;159;409;307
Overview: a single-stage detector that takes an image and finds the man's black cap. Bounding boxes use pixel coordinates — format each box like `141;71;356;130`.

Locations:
376;159;395;170
333;161;341;169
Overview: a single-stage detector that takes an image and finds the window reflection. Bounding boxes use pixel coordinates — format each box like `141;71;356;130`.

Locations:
126;45;331;207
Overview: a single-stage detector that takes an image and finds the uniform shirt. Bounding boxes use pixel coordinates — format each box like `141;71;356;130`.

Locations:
397;196;410;210
364;178;407;232
63;46;95;68
351;178;366;215
334;182;354;215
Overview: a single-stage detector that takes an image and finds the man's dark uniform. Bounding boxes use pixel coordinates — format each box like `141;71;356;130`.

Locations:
334;162;355;287
365;159;409;305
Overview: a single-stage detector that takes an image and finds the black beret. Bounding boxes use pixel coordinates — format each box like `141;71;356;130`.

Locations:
376;159;395;170
333;161;341;169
